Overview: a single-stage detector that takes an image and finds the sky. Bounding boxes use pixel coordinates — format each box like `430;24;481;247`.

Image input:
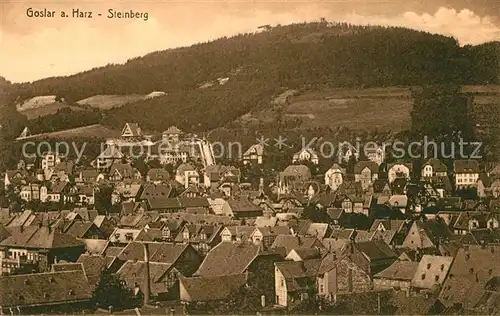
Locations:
1;0;499;83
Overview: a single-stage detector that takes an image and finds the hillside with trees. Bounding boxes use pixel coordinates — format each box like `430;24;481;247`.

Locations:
1;22;498;135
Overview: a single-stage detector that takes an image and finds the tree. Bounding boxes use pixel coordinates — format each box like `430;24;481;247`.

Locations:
302;204;330;223
92;268;138;311
94;185;114;214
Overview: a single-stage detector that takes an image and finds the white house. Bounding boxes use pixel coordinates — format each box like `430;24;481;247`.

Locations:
387;163;412;183
324;164;344;191
365;143;386;165
421;158;448;178
292;148;319;165
41;151;61;171
242;144;264;165
175;163;200;189
454;159;480;189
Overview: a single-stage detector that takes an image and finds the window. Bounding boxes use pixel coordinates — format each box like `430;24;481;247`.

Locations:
421;273;426;280
440;264;445;271
469;268;474;274
435;275;440;282
427;263;431;270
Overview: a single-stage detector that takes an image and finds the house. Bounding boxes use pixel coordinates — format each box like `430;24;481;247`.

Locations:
421;158;448;178
139;183;175;201
109;162;142;181
337;142;359;163
221;198;264;218
161;126;184;144
250;226;291;248
76;169;102;184
438;245;500;311
340;195;365;214
387;163;412;183
324;164;345;192
0;225;85;274
179;274;247;303
174;224;222;254
203;165;241;189
401;220;451;252
452;211;488;235
285;247;322;261
278;165;312;195
292;148;319;164
0;270;93;314
116;242;202;277
19;183;44;202
242;143;264;165
275;259;321;306
121;122;142;140
410;255;453;292
364;143;386;165
194;242;277;277
93;145;124;170
476;174;492;198
270;235;324;256
354;161;379;191
454;159;480;189
175;163;199;189
147;168;170;184
316;251;373;301
46;181;69;203
220;226;254;243
4;170;29;190
373;260;419;291
117;261;181;301
41;151;62;171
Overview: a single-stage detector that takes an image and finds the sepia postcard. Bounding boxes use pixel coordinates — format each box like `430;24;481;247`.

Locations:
0;0;499;315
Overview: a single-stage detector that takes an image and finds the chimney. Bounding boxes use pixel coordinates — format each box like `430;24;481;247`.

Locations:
347;267;353;293
261;295;266;307
143;243;151;305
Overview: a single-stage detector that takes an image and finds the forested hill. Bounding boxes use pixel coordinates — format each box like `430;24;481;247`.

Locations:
2;22;499;133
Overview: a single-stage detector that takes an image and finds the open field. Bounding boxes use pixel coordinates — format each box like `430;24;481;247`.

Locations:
17;124;120;140
19;103;87;120
76;94;148;109
239;86;414;132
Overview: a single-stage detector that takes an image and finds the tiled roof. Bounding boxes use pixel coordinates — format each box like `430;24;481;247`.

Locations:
147;168;170;181
180;274;247;302
439;245;500;309
1;226;84;249
354;160;379;174
118;261;173;296
271;235;323;254
194;242;260;277
0;270;92;308
453;159;480;174
374;260;419;281
117;241;189;264
51;262;84;272
410;254;453;290
422;158;448;173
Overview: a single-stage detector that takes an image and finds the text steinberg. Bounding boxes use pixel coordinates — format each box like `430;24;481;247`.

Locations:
108;9;148;21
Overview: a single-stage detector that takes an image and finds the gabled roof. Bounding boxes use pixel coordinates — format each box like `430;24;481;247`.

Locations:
354;161;379;174
271;235;323;254
374;260;419;281
194;242;261;277
117;241;190;264
422;158;448;173
243;144;264;157
180;274;247;302
0;270;92;308
147;168;170;181
163;126;183;135
410;254;453;290
96;145;124;159
118;261;173;295
439;245;500;309
139;184;174;200
453;159;480;174
1;226;84;249
122;123;141;137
